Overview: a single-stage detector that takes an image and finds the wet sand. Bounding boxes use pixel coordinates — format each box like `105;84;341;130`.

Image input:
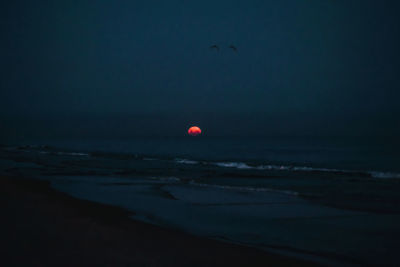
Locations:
0;176;314;267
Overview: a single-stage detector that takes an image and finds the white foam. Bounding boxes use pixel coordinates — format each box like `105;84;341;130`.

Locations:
22;149;89;157
188;180;299;196
214;162;253;169
175;158;199;165
55;152;89;156
212;161;400;179
369;171;400;179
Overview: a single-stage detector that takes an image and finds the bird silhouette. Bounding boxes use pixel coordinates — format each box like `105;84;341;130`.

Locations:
210;45;219;51
229;45;237;52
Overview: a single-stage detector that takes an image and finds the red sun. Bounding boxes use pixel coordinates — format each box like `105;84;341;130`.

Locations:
188;126;202;136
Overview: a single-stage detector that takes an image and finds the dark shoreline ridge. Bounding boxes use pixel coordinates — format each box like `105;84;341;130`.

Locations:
0;176;314;267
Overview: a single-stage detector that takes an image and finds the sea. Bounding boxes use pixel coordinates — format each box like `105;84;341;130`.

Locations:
1;136;400;266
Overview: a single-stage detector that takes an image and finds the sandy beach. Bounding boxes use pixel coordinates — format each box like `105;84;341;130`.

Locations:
0;176;314;266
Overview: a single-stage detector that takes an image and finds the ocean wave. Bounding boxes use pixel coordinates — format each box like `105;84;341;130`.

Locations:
174;158;199;165
8;145;399;180
210;161;400;179
188;180;299;196
9;146;90;157
149;176;181;182
37;150;89;157
214;162;253;169
368;171;400;179
55;152;89;156
143;157;157;161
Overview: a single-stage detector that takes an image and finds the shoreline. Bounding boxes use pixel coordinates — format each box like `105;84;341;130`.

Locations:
0;175;315;266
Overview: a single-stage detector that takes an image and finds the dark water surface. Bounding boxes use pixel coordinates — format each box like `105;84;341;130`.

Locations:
1;137;400;266
13;136;400;170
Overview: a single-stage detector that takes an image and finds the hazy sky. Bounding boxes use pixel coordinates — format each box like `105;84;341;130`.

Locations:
1;0;399;138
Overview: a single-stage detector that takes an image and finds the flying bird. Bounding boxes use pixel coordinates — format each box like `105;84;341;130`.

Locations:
229;45;237;52
210;45;219;51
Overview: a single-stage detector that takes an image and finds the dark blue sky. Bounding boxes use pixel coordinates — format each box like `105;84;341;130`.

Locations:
1;0;399;138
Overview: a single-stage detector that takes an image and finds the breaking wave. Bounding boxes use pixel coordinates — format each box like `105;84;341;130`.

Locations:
188;180;299;196
173;159;400;179
9;145;400;180
214;162;253;169
174;158;199;165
